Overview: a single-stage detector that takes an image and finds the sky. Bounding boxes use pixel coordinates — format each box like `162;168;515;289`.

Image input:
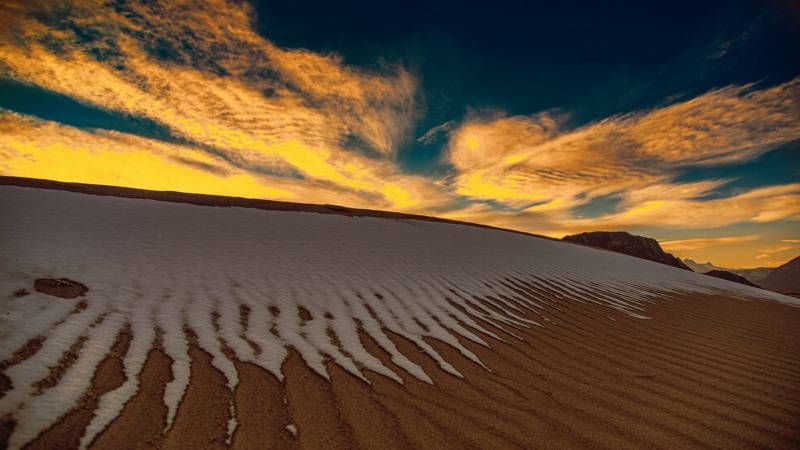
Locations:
0;0;798;268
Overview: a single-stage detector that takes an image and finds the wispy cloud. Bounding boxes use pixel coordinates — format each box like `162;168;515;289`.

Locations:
660;235;760;252
753;239;800;265
439;76;800;244
0;0;447;210
0;110;293;200
437;183;800;243
563;183;800;231
446;78;800;210
417;120;456;146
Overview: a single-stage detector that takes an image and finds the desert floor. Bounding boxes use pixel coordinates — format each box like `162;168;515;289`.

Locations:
14;291;800;449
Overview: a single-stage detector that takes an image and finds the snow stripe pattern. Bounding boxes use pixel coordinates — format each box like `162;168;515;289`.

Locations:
0;186;795;448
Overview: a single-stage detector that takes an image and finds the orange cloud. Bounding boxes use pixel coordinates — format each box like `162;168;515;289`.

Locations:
0;0;437;211
0;111;292;201
660;235;760;252
0;111;453;211
446;78;800;210
561;183;800;231
436;183;800;243
754;241;800;267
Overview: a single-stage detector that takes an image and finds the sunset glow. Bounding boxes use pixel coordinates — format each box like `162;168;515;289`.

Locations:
1;0;798;268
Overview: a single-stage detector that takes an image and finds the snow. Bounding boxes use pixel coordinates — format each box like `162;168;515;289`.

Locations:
0;185;796;448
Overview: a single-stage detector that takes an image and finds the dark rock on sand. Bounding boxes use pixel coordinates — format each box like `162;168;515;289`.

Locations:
34;278;88;299
562;231;692;271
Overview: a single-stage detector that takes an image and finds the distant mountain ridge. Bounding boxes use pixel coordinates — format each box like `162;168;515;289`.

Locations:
703;270;762;289
683;259;774;285
562;231;692;271
761;256;800;297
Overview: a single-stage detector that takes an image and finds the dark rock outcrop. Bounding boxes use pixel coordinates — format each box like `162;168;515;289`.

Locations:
703;270;762;288
34;278;88;299
761;256;800;296
562;231;692;271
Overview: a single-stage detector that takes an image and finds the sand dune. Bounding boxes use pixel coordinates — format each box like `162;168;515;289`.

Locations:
1;181;799;449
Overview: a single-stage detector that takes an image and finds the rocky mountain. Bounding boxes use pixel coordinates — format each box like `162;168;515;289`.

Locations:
683;259;774;285
761;256;800;296
703;270;762;288
562;231;692;271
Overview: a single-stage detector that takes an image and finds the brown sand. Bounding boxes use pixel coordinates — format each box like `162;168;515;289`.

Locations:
23;329;131;450
91;347;171;450
2;178;799;448
5;290;797;449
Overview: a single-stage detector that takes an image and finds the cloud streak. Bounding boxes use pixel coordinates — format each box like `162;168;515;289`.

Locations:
660;235;760;252
446;78;800;210
0;0;443;210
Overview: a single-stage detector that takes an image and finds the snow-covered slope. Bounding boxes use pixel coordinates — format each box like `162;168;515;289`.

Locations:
0;185;796;449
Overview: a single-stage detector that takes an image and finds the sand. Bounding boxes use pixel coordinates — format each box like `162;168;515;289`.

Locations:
1;178;799;449
3;290;798;449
